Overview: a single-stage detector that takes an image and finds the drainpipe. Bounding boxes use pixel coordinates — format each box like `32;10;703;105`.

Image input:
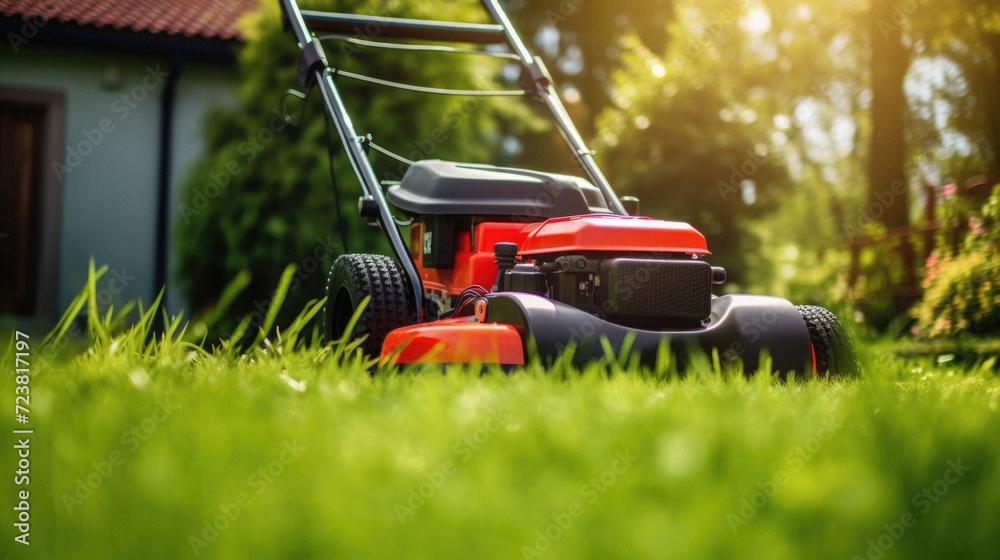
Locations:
154;52;182;330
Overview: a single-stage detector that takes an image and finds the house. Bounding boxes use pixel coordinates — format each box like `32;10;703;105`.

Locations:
0;0;257;322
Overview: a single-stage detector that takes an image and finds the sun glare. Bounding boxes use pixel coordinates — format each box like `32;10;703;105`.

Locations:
741;7;772;36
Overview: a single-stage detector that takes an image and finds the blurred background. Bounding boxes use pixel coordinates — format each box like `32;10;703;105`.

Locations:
2;0;998;344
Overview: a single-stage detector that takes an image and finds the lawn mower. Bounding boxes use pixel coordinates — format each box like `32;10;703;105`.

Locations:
278;0;856;376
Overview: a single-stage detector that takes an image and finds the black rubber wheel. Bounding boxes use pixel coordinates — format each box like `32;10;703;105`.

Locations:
797;305;859;378
322;254;415;357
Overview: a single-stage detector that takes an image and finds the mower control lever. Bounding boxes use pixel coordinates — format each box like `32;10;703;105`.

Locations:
296;40;327;90
358;196;378;225
520;57;553;98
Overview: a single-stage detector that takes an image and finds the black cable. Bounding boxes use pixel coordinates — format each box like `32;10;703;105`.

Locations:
322;109;351;254
280;86;348;255
452;285;490;317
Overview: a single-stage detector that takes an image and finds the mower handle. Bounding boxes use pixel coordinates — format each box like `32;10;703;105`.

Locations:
277;0;629;321
478;0;627;216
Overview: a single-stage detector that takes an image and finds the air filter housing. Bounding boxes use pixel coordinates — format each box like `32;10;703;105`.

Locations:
602;258;712;327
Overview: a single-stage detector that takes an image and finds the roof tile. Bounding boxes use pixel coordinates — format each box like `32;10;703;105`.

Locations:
0;0;258;41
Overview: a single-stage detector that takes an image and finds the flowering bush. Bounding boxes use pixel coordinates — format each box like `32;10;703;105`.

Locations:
976;185;1000;250
913;185;1000;338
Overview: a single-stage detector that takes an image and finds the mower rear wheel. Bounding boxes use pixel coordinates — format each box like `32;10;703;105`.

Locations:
322;254;415;357
797;305;859;378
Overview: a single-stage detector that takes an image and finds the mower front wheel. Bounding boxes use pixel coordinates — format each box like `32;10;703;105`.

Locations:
322;254;415;357
797;305;859;378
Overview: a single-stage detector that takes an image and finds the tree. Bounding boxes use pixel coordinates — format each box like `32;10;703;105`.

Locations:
868;0;916;297
859;0;1000;309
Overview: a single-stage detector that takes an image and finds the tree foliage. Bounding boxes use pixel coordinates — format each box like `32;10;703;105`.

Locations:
905;0;1000;179
592;0;871;286
505;0;676;123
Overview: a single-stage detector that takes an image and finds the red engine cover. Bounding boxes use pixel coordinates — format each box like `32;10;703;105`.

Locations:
412;215;709;296
518;215;709;256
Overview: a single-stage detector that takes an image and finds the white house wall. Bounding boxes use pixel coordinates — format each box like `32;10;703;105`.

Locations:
0;44;239;317
166;59;241;315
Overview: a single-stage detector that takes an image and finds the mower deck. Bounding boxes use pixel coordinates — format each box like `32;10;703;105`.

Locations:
382;292;814;373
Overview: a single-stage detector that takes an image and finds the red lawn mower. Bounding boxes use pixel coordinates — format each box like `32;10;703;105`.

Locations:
279;0;856;376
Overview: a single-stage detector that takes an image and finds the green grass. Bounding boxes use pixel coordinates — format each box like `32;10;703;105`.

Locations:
3;268;1000;559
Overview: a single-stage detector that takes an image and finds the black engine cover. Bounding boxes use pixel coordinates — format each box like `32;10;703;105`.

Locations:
602;258;712;326
387;160;612;218
520;255;713;329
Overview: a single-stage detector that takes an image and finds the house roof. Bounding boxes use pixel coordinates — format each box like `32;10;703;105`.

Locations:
0;0;258;41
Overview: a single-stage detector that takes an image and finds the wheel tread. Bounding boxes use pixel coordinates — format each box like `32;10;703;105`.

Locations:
797;305;859;378
322;254;415;356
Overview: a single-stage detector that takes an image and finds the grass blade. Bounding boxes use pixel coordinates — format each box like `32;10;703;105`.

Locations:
252;264;297;348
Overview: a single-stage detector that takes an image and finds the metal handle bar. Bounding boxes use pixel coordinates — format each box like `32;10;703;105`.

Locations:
301;10;508;44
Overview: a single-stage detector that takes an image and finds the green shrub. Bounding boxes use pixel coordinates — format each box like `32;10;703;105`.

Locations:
913;185;1000;338
913;251;1000;337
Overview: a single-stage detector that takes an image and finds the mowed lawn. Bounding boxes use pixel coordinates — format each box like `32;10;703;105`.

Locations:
3;324;1000;560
